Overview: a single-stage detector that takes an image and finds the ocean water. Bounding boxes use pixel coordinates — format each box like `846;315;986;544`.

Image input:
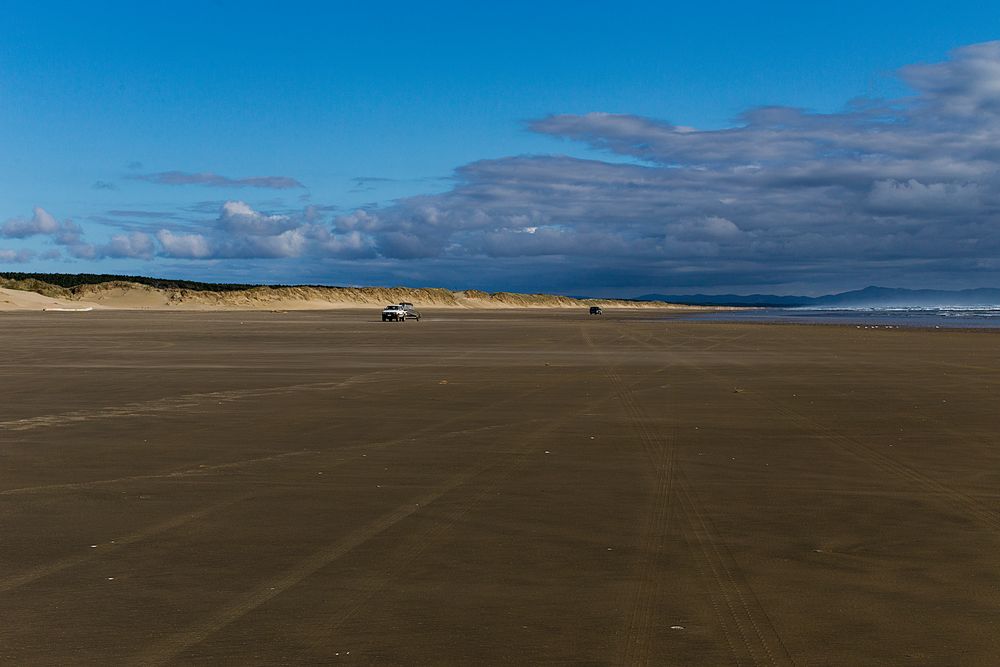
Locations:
679;307;1000;329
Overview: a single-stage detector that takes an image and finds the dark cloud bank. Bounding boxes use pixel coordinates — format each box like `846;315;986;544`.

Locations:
9;42;1000;293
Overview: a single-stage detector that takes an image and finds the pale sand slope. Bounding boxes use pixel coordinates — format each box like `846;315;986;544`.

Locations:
0;287;104;312
0;280;699;311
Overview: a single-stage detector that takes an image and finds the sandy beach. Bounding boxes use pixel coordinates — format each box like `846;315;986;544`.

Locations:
1;309;997;664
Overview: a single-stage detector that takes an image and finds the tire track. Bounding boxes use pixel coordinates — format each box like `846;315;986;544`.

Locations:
602;323;794;666
675;473;793;667
0;379;559;594
0;373;387;432
769;402;1000;532
644;326;1000;533
0;492;255;594
130;373;627;666
131;467;484;666
610;366;676;666
0;417;530;499
0;421;539;604
0;349;485;432
581;326;677;666
295;392;622;656
0;450;319;497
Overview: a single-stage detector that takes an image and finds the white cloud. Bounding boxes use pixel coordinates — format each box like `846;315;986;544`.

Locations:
101;232;156;259
0;248;35;262
219;200;298;236
156;230;213;258
152;201;376;260
1;207;60;238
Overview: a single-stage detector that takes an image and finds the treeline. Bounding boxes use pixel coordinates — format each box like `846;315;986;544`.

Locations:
0;272;275;292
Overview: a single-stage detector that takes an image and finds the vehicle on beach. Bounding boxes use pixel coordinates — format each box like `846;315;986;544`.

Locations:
382;303;421;321
589;306;603;315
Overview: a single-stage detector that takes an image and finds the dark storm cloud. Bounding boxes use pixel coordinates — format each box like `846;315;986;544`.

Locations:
311;41;1000;290
131;171;305;189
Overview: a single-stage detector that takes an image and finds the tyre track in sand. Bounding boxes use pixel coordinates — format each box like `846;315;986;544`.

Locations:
581;325;678;666
769;402;1000;532
0;372;388;432
598;322;794;666
130;370;635;666
674;472;794;667
0;349;483;433
653;326;1000;534
292;377;646;659
0;450;319;497
0;492;255;594
0;370;563;598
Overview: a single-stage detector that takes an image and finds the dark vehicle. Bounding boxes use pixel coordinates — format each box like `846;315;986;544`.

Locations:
399;302;421;320
589;306;603;315
382;303;421;322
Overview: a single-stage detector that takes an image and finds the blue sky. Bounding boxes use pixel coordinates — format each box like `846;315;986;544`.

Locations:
3;1;1000;295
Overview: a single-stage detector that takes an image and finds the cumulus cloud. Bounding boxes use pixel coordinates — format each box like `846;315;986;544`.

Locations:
2;207;61;238
66;232;156;260
156;230;213;259
153;201;375;260
101;232;156;259
0;208;98;259
218;201;298;236
132;171;305;189
0;248;36;262
1;208;156;262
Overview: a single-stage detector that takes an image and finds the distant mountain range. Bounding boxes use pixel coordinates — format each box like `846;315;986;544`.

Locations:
635;286;1000;308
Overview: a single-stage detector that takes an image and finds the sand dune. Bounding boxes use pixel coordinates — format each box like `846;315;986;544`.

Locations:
0;278;692;311
0;287;103;312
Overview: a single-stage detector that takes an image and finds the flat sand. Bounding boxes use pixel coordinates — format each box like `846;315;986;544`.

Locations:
1;309;998;664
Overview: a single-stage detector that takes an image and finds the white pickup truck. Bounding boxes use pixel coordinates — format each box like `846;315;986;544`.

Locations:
381;303;421;322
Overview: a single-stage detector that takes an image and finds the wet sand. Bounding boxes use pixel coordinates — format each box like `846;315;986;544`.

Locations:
1;310;998;665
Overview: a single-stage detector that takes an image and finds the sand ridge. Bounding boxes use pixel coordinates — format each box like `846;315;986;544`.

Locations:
0;287;103;311
0;278;700;312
